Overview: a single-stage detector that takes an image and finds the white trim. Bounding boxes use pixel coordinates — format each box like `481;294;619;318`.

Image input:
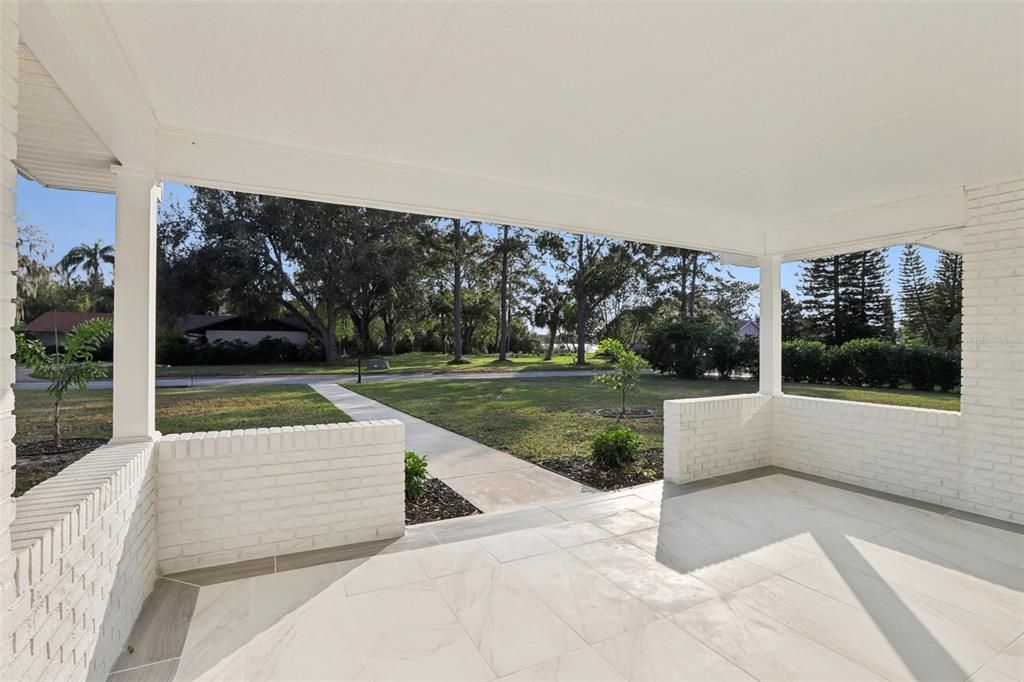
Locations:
20;0;156;168
765;187;966;259
155;126;767;255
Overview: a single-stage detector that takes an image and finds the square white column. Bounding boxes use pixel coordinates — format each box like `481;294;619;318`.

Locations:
758;254;782;396
111;167;161;443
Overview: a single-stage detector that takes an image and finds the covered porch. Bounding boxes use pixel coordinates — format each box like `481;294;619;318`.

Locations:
1;2;1021;680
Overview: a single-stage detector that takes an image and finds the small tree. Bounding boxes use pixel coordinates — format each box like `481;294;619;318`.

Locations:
15;318;113;448
592;338;647;417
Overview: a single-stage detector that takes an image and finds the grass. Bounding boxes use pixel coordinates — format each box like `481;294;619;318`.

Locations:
350;375;960;463
13;384;348;444
154;352;610;378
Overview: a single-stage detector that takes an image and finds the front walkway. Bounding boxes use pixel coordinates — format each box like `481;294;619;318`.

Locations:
310;383;595;512
110;471;1023;682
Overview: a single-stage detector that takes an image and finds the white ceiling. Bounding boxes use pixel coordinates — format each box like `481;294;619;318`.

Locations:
17;1;1024;254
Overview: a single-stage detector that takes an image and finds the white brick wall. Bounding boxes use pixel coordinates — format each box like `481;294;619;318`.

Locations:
2;442;157;682
155;420;405;573
663;394;772;482
773;396;963;506
664;176;1023;523
959;178;1024;520
0;1;18;675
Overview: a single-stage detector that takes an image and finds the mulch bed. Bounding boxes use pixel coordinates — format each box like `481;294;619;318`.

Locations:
14;438;108;497
594;407;657;419
406;478;481;525
539;448;663;491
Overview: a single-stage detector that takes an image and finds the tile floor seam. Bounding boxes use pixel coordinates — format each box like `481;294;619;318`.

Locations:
654;616;766;682
498;554;600;648
691;588;887;681
804;534;1023;635
156;574;200;589
425;571;502;681
107;655;181;676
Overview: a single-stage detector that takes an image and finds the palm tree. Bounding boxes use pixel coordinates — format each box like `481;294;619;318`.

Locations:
59;240;114;297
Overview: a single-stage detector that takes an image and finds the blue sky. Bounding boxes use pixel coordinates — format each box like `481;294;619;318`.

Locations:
16;175;938;301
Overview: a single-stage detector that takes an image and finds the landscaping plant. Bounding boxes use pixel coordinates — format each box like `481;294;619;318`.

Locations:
405;450;429;501
591;426;641;469
15;318;113;448
592;338;647;416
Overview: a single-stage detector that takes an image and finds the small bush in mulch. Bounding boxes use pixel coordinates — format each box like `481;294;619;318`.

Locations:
406;478;480;525
14;438;108;496
539;449;663;491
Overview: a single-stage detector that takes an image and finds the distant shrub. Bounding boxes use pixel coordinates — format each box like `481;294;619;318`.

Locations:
782;337;959;392
405;451;429;501
591;427;641;469
834;339;901;388
645;315;729;379
156;334;322;366
782;339;830;383
736;336;759;379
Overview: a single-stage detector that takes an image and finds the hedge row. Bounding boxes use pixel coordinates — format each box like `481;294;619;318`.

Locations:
783;339;959;391
157;335;323;365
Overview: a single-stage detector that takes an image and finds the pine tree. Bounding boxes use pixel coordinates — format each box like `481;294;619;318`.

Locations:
845;249;890;339
929;251;963;350
798;256;842;344
898;244;935;345
798;250;889;344
780;289;803;341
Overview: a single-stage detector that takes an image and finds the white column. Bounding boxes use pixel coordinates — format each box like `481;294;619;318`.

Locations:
758;254;782;396
111;167;161;444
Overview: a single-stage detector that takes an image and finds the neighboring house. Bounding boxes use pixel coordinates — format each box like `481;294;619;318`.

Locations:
24;311;113;348
737;320;760;340
182;315;310;346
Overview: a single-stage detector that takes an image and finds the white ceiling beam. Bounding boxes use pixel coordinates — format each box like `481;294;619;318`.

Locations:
20;0;156;169
156;127;767;255
765;187;966;260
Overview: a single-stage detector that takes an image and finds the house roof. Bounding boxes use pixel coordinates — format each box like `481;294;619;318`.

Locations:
24;311;113;334
178;314;235;333
186;316;309;334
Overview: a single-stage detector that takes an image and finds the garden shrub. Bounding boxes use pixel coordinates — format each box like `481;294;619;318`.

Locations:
591;426;641;469
405;451;429;501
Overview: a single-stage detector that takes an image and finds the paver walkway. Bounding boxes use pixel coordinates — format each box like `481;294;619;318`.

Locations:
310;382;596;513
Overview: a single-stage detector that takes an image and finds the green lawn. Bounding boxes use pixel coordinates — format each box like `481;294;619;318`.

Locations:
13;384;348;444
350;375;960;463
154;352;610;378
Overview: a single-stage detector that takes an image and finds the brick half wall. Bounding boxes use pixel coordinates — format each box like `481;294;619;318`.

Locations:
772;396;963;508
4;442;157;682
663;394;772;482
155;421;405;574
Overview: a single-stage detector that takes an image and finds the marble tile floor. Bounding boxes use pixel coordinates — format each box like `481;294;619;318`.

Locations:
109;472;1024;682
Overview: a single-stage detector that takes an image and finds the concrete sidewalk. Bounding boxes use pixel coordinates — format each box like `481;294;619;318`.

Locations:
310;382;596;513
13;367;633;390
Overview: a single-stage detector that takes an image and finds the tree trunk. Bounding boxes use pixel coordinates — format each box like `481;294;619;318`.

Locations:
498;225;510;361
575;234;587;366
545;322;557;360
831;255;841;345
452;218;464;362
679;251;690;318
53;401;61;449
687;252;698;316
